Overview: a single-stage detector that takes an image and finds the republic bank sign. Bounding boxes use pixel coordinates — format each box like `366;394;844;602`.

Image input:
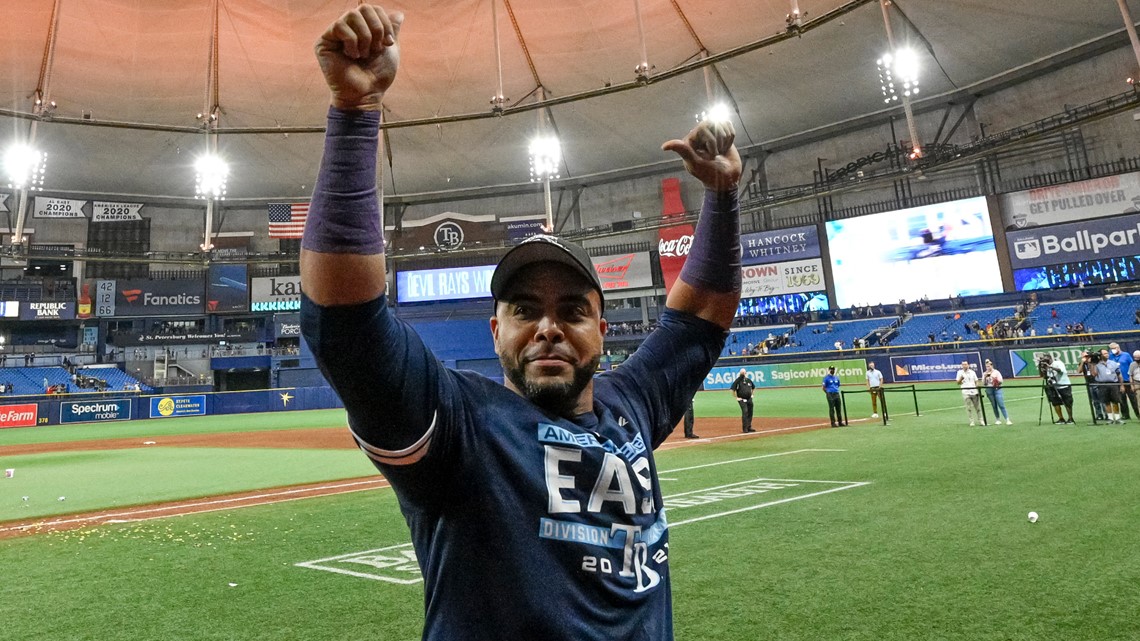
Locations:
251;276;301;312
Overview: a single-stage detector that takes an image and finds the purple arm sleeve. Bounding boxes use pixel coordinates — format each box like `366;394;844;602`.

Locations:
301;107;385;254
678;189;742;293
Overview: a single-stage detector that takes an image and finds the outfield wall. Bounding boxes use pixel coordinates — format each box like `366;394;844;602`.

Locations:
0;387;344;428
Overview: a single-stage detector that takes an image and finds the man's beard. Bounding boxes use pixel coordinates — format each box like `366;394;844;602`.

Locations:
504;354;601;416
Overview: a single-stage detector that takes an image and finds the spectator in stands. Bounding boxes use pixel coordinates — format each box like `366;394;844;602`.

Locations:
1110;342;1138;420
982;360;1012;425
955;361;984;426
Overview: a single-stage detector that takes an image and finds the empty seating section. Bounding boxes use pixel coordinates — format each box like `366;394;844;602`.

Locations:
0;366;148;395
786;318;895;353
1026;300;1099;335
1080;295;1140;334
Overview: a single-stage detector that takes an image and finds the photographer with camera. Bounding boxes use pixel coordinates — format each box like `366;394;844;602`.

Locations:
1039;354;1075;424
1078;351;1106;421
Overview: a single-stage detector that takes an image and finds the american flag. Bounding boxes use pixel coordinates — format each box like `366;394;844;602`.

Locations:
268;203;308;239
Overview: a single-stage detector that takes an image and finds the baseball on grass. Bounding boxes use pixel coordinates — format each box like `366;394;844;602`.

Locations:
1027;511;1039;523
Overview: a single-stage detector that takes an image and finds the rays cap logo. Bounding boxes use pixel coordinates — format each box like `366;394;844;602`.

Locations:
491;235;604;303
1013;237;1041;260
434;222;464;251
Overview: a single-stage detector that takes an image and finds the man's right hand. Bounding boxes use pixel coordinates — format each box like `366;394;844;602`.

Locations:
315;5;403;111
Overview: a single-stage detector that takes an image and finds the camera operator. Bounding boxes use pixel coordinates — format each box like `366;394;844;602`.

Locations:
1039;354;1074;424
1078;351;1106;421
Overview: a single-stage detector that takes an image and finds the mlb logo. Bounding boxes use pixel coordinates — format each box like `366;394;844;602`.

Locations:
1014;238;1041;260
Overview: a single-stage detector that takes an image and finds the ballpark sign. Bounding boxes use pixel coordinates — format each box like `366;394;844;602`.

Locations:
149;395;207;418
1009;344;1108;377
704;358;866;390
740;259;824;299
0;403;39;428
999;171;1140;230
890;352;982;382
1006;212;1140;269
741;225;821;265
60;399;132;424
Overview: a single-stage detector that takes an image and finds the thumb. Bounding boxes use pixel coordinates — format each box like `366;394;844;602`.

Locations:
390;11;404;39
662;139;697;163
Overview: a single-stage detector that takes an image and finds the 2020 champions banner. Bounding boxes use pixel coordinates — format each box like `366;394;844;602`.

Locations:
704;358;866;390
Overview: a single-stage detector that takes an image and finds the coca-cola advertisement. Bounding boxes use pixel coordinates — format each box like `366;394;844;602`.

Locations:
657;177;692;294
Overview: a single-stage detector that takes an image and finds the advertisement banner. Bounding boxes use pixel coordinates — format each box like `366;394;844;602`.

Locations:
703;358;867;390
18;301;76;321
114;279;205;316
91;201;143;222
396;264;496;304
33;196;86;218
111;330;258;346
593;252;654;292
741;225;821;265
251;276;301;312
0;301;19;318
275;313;301;339
740;259;825;299
1006;211;1140;270
206;264;249;313
657;177;691;295
1009;344;1108;377
999;172;1140;230
60;399;132;424
0;404;39;428
387;212;497;252
503;216;547;242
890;352;983;382
150;395;207;418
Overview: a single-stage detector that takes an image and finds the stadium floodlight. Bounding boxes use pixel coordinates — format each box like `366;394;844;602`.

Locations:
698;103;732;125
194;153;229;200
528;136;561;182
3;143;47;191
528;135;561;232
877;47;920;103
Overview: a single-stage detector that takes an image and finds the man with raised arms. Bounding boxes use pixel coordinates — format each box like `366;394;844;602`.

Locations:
300;5;742;640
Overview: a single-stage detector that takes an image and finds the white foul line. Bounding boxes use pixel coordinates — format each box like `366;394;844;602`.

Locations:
669;482;871;528
659;448;846;474
295;543;422;585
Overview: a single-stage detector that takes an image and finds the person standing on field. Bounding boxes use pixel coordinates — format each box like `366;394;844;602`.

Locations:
730;368;756;433
956;361;984;426
865;361;884;418
822;366;844;427
981;359;1011;425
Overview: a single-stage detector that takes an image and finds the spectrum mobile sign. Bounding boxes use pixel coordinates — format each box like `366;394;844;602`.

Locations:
61;399;132;424
0;404;39;428
704;359;866;390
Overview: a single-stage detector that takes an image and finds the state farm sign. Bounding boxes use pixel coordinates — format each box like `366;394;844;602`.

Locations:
0;404;38;428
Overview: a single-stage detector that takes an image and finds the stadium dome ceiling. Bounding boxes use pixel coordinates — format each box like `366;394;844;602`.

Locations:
0;0;1135;203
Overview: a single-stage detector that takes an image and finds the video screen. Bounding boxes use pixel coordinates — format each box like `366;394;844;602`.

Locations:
1014;254;1140;291
825;197;1003;308
735;291;829;318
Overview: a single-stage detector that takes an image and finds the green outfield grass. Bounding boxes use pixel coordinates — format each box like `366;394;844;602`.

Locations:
2;399;1138;640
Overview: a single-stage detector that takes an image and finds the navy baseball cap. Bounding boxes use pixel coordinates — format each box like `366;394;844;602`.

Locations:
491;235;604;303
